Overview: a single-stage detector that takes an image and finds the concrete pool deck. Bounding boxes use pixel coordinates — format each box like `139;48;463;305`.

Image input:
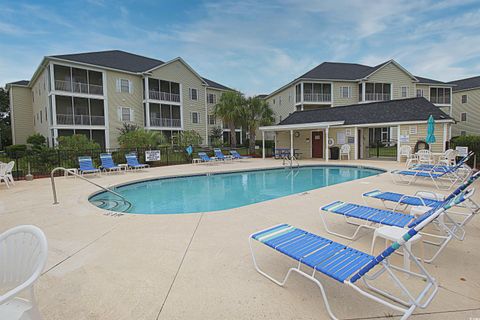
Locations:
1;159;479;320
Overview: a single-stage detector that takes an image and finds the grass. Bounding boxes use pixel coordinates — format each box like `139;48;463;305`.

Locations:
368;146;397;158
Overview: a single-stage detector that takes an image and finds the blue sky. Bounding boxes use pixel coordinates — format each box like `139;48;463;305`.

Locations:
1;0;480;95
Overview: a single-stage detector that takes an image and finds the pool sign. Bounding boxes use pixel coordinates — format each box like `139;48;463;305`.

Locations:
455;146;468;157
145;150;161;161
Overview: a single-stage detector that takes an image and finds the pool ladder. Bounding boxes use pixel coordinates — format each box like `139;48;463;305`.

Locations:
50;167;132;213
283;155;300;169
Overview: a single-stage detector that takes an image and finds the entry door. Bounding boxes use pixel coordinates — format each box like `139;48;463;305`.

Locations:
312;131;324;158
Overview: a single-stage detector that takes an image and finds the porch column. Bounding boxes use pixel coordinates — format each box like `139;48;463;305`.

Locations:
325;127;329;162
397;125;401;162
290;130;294;158
300;82;304;110
361;82;366;102
144;77;150;128
443;123;447;152
262;131;265;159
354;127;358;160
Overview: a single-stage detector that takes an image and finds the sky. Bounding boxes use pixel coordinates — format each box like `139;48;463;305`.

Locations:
1;0;480;95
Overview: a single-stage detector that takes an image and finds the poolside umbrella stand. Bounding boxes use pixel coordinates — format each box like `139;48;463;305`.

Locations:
426;115;436;145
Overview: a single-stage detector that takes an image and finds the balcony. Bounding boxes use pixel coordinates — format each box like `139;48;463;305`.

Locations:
55;80;103;96
56;114;105;126
430;96;451;104
150;117;181;128
364;93;390;101
303;93;331;102
149;90;181;102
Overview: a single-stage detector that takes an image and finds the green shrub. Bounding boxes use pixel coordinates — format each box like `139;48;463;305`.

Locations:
118;129;167;150
58;134;101;152
173;130;203;148
26;133;46;147
450;135;480;167
5;144;27;157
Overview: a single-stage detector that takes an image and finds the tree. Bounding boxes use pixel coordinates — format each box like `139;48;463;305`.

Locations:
173;130;203;148
0;88;12;149
240;96;275;154
27;133;46;149
118;129;167;150
117;122;140;135
58;134;101;152
214;91;244;148
210;126;224;147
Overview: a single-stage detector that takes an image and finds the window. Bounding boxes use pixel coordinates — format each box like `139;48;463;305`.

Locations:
192;112;199;123
117;79;131;93
120;107;132;122
340;86;351;98
416;89;424;97
189;88;198;100
409;125;417;135
273;98;276;105
207;93;216;104
461;131;466;136
401;86;408;98
40;111;42;124
45;107;47;121
461;112;467;122
430;87;451;104
462;95;467;103
208;114;216;125
365;83;391;101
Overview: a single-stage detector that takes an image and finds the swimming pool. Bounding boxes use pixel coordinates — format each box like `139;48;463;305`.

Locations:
89;165;384;214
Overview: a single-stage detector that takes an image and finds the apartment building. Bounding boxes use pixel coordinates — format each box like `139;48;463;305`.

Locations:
261;60;455;160
6;50;232;148
448;76;480;137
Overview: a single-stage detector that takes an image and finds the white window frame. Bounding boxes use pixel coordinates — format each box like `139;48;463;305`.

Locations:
119;106;133;122
191;111;200;124
116;78;132;93
462;94;467;103
461;112;467;122
207;93;216;104
208;114;216;125
340;86;351;98
416;89;424;97
189;88;198;101
409;125;417;135
401;86;408;98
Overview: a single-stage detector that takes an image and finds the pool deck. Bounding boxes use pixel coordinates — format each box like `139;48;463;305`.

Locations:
1;159;479;320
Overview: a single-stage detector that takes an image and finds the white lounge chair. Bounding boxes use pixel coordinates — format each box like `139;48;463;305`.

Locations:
339;144;350;160
0;225;48;320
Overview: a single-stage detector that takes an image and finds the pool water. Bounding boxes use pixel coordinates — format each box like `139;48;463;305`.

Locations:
89;166;384;214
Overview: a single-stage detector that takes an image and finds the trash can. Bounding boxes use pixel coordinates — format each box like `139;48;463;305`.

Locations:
329;147;339;160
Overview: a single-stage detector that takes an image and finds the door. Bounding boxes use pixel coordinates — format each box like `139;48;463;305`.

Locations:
312;131;324;158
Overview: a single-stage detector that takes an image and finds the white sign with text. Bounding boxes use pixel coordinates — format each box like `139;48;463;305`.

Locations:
145;150;161;162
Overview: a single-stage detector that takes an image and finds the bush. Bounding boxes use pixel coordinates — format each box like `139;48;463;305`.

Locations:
173;130;203;148
26;133;46;147
118;129;167;150
58;134;101;152
450;135;480;167
5;144;27;157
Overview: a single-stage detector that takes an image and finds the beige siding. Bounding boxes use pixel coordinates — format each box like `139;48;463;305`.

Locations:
275;130;311;158
265;86;295;123
415;84;430;100
150;60;208;144
451;89;480;136
205;88;224;142
105;70;144;148
398;123;447;153
367;63;415;100
10;86;34;145
31;68;50;140
332;82;359;106
328;127;356;159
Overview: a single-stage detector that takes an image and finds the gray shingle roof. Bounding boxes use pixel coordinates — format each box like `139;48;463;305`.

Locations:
297;62;378;80
415;76;448;85
7;80;29;86
448;76;480;91
51;50;164;73
49;50;231;90
279;97;452;126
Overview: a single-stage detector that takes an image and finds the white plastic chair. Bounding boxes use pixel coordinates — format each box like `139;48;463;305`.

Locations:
5;161;15;186
399;145;417;167
339;144;350;160
0;163;9;188
0;225;48;320
417;149;433;165
439;149;457;166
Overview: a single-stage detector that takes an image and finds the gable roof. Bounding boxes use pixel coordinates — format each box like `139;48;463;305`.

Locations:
448;76;480;92
278;97;452;126
202;77;232;91
7;80;30;86
51;50;164;73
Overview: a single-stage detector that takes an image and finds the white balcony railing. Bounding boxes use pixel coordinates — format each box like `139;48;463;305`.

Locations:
303;93;331;102
150;117;181;128
364;93;390;101
149;90;181;102
430;97;451;104
56;114;105;126
54;80;103;95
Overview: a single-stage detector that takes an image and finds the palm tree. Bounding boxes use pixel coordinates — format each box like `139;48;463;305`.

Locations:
214;91;244;148
240;96;275;154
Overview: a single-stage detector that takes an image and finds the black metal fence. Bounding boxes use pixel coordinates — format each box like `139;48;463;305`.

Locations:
0;146;265;180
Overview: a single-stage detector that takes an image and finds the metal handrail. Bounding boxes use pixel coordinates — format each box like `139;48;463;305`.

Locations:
50;167;129;205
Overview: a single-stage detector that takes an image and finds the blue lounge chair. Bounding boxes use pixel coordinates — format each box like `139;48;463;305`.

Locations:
78;156;101;176
100;153;121;174
230;150;252;159
197;152;215;164
213;148;232;161
250;194;464;320
390;159;470;189
125;153;149;170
